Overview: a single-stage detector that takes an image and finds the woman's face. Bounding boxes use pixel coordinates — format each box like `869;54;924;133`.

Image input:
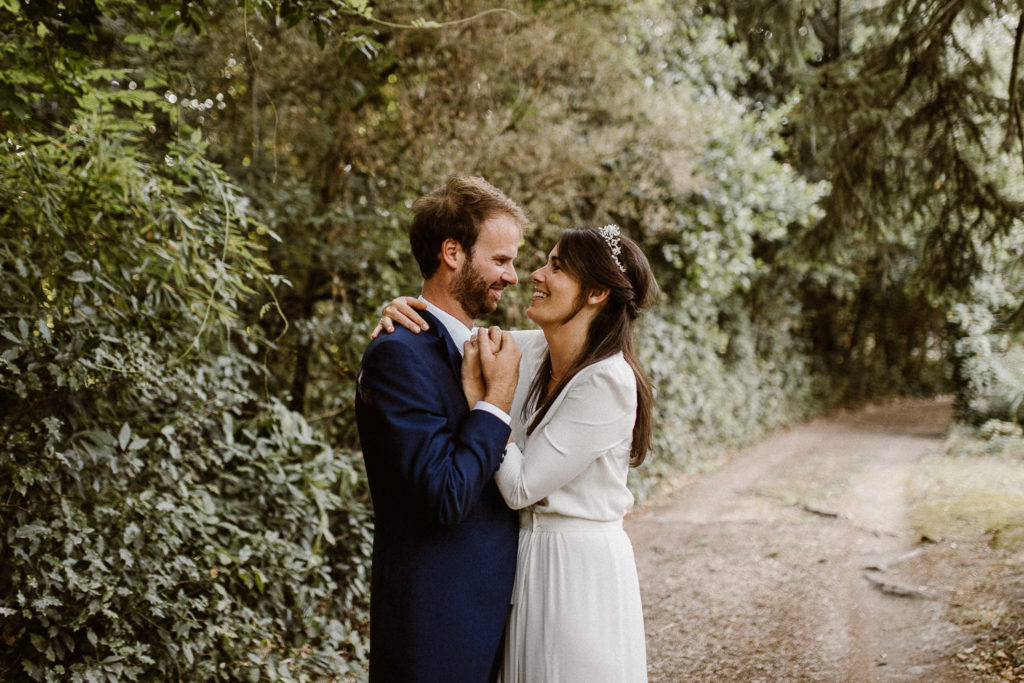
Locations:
526;244;583;327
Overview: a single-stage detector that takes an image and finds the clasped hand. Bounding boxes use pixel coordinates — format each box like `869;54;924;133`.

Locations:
463;325;520;414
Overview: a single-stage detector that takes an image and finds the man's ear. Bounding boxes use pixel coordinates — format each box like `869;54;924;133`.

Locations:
440;238;464;271
587;287;610;305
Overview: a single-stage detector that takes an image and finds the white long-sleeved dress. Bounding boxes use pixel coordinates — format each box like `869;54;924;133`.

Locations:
496;330;647;682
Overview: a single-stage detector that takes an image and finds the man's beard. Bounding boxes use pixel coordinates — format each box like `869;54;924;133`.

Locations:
452;260;498;319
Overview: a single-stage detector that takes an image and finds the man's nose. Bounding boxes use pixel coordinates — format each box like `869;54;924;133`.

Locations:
504;265;518;285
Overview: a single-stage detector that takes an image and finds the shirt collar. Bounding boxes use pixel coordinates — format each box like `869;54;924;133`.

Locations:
419;296;475;357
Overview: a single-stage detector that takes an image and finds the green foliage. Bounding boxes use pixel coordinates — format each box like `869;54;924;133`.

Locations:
605;6;829;495
944;205;1024;424
194;0;836;473
950;310;1024;425
2;2;379;677
149;4;417;443
638;289;820;488
704;0;1024;406
0;94;370;679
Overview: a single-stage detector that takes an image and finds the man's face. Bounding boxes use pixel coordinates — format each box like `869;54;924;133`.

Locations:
451;213;520;319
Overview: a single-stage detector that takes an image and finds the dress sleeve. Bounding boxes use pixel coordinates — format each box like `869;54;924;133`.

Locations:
509;328;545;349
359;336;511;525
494;361;636;509
506;328;547;432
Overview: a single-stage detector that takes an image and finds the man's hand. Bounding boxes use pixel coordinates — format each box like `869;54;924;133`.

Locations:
476;326;521;414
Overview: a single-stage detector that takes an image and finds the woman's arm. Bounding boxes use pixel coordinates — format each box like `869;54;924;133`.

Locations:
494;361;636;509
371;296;428;337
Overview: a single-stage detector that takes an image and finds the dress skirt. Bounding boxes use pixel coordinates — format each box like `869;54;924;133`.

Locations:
499;511;648;682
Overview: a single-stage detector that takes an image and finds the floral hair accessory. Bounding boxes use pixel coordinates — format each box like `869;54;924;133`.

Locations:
597;224;627;272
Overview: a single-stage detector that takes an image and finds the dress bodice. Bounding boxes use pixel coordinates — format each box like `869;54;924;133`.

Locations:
496;330;636;521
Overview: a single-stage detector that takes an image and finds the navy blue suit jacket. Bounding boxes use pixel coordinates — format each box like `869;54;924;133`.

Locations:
355;310;518;682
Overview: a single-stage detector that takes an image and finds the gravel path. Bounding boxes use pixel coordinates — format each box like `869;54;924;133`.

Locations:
627;397;1007;682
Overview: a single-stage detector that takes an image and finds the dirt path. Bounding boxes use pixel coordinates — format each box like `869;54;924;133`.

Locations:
627;397;1007;682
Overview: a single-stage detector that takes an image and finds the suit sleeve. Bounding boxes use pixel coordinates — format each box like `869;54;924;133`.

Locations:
359;336;511;525
494;363;636;509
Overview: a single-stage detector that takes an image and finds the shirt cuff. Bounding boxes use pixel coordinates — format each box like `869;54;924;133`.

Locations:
473;400;512;426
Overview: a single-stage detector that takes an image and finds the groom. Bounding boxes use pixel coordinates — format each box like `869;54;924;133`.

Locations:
355;175;527;682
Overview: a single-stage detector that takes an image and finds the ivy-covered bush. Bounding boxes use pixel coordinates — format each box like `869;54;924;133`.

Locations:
0;102;370;680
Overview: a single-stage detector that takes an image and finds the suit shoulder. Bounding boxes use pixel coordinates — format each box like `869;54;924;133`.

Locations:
364;326;432;357
361;328;450;384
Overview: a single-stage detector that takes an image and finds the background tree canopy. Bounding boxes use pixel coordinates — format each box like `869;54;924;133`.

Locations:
1;0;1021;678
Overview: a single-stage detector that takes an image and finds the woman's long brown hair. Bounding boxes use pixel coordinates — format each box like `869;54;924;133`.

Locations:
523;227;658;467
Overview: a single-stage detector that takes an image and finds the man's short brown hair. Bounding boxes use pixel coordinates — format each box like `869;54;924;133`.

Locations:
409;175;527;278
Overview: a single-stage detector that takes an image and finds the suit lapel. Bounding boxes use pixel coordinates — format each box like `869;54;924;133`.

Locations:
419;310;463;381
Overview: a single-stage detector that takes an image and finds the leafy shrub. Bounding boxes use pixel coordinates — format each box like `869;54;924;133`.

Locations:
634;287;824;497
0;102;370;680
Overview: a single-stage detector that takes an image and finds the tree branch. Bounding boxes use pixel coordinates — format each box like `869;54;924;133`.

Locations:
835;0;842;58
1003;9;1024;172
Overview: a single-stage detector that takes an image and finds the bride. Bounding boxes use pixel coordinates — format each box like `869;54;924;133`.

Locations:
379;225;656;682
